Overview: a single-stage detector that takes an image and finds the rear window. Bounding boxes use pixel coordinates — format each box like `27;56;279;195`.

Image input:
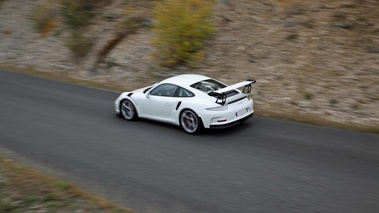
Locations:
190;79;226;93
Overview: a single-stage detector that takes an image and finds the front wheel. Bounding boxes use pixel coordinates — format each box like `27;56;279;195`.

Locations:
180;109;203;134
120;99;137;121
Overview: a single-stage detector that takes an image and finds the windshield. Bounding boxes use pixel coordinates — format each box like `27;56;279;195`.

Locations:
190;79;226;93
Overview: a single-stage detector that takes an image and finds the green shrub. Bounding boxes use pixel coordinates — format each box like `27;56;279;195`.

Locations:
329;98;338;106
59;0;109;59
286;33;298;41
66;31;93;59
60;1;93;29
60;0;109;29
304;92;313;100
152;0;214;66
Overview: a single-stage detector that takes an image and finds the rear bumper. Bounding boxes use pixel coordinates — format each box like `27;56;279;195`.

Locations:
209;113;253;129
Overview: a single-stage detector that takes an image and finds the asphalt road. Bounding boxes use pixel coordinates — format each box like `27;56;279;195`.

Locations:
1;69;379;213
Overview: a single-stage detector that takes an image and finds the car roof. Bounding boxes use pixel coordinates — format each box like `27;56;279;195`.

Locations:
160;74;211;87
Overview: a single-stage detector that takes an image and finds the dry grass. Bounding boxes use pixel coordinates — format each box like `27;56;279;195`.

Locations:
0;156;134;213
0;0;5;9
0;65;127;92
256;106;379;134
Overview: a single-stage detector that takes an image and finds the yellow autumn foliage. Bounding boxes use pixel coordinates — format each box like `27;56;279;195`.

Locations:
152;0;214;67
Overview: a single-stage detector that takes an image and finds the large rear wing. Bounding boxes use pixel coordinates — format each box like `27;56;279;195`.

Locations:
208;79;256;105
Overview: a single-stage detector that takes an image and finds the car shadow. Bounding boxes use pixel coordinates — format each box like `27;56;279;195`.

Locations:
204;121;254;136
118;114;253;135
114;112;256;140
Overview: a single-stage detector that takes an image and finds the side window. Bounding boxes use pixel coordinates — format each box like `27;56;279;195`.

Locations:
149;84;178;97
174;87;194;97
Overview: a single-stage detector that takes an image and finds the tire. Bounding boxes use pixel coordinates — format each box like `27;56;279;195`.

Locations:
180;109;203;134
120;99;138;121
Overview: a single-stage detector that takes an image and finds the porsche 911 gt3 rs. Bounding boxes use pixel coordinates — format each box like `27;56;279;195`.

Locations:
115;74;256;134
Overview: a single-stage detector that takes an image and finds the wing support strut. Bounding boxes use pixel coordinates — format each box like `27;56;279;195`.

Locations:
208;79;256;106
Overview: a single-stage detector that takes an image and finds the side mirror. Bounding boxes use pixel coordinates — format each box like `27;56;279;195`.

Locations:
145;93;150;98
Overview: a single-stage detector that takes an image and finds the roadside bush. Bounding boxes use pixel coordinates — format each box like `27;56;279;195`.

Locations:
60;0;109;59
30;4;57;36
152;0;214;66
65;31;93;59
60;0;109;29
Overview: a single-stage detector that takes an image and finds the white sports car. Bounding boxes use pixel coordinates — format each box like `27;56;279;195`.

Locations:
115;74;256;134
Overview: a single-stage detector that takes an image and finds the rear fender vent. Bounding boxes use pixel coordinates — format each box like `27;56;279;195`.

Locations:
176;101;182;110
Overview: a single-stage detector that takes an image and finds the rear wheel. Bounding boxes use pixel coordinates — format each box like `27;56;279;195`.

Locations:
120;99;137;121
180;109;202;134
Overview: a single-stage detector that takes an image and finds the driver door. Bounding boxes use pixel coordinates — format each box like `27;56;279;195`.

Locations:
140;84;177;120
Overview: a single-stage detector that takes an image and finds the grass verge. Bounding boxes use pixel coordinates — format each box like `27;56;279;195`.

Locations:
0;156;134;213
0;65;127;92
256;106;379;134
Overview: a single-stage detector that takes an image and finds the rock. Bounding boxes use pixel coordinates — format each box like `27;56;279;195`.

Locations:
103;14;121;22
367;46;379;54
248;55;257;63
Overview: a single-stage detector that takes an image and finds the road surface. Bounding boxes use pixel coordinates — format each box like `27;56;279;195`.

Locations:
1;69;379;213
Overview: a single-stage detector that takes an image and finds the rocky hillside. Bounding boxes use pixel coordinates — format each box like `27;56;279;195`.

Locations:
0;0;378;130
